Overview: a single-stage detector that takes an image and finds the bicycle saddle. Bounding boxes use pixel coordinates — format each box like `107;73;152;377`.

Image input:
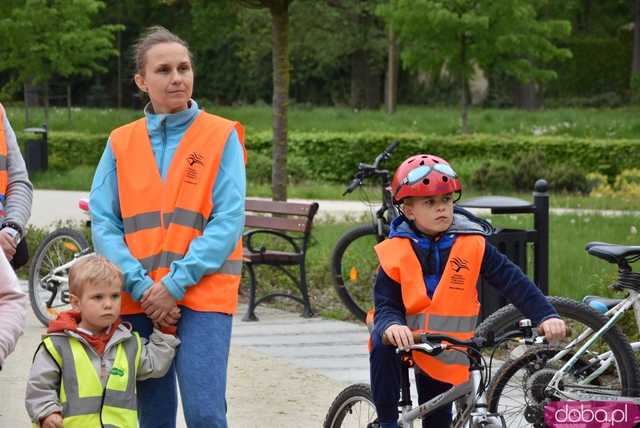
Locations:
582;295;623;310
586;241;640;264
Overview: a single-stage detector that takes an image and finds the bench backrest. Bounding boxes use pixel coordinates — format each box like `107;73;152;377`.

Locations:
245;198;319;234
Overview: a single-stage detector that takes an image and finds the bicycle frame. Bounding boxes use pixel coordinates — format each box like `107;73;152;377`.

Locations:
399;369;485;427
545;289;640;403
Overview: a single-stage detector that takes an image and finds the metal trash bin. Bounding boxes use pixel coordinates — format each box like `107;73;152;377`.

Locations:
23;125;48;173
459;179;550;322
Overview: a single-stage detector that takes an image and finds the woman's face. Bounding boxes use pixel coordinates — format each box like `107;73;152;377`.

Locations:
134;42;193;114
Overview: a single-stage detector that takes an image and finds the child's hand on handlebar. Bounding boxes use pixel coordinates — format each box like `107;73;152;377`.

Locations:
384;324;414;351
538;317;567;343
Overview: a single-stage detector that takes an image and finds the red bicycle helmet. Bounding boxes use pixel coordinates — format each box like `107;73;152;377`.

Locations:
391;154;462;203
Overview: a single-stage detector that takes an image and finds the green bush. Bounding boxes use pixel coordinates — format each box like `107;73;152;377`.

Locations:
469;160;516;191
546;35;632;99
20;130;640;187
471;151;591;193
16;131;107;170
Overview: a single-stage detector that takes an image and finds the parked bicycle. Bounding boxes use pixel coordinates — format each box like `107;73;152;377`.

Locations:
28;198;91;326
476;241;640;426
324;319;546;428
331;141;400;322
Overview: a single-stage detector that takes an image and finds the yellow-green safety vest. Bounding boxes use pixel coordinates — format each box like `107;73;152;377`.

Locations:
38;333;142;428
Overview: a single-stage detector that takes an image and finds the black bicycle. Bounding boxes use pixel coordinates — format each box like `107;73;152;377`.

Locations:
330;141;400;322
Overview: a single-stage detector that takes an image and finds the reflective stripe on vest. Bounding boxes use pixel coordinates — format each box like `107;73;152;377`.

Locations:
42;333;141;427
374;235;485;385
0;104;9;206
110;112;247;315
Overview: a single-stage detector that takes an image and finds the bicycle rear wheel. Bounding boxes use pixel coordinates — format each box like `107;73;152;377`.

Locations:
479;297;640;427
28;228;90;326
324;383;377;428
331;224;386;322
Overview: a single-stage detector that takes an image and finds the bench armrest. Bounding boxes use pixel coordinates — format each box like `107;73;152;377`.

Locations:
243;229;302;254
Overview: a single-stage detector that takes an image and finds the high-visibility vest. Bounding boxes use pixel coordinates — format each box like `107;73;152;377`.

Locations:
374;235;484;385
0;104;10;215
39;333;142;428
110;112;246;315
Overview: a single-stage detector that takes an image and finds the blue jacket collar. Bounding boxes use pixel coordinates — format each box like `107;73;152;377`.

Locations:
144;99;199;137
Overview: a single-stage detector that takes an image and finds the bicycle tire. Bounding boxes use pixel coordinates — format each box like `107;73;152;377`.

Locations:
479;297;640;427
28;228;90;326
331;224;386;322
323;383;377;428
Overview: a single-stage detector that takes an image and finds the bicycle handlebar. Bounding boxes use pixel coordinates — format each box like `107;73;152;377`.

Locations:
382;320;553;354
343;141;399;195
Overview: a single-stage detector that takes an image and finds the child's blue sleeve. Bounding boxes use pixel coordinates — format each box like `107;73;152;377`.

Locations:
481;241;558;325
372;268;406;340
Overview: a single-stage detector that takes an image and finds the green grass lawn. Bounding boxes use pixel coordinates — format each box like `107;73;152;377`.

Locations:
7;104;640;139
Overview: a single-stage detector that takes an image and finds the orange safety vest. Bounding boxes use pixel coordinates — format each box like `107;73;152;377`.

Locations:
374;235;485;385
0;104;10;214
110;111;247;315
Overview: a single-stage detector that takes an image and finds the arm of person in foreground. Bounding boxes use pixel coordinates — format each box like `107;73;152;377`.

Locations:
0;250;26;367
25;344;63;425
137;328;181;381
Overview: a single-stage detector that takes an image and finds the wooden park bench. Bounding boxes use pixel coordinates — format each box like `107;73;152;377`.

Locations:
242;198;320;321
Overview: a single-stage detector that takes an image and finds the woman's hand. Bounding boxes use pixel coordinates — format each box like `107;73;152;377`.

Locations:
384;324;414;351
41;412;63;428
141;282;177;323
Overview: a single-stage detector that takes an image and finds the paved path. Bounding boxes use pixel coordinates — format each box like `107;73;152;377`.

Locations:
28;189;640;230
1;281;368;427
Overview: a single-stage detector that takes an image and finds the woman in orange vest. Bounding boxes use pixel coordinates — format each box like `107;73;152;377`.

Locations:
370;154;566;428
90;26;246;428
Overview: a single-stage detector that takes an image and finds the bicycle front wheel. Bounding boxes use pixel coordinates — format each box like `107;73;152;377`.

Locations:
331;224;385;322
324;383;377;428
28;228;90;326
479;297;640;427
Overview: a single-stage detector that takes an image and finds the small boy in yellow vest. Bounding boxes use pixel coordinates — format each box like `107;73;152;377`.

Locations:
25;254;180;428
370;154;566;428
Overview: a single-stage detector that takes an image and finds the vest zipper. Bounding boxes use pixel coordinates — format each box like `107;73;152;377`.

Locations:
160;118;167;229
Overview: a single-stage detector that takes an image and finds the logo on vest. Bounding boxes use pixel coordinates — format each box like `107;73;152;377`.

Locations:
450;257;469;289
185;152;205;184
450;257;469;272
110;367;125;377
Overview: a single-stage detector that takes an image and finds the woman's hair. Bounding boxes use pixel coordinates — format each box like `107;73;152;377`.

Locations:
133;25;192;75
68;254;123;297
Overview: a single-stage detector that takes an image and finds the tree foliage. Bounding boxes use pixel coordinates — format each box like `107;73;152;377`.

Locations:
379;0;572;131
0;0;122;89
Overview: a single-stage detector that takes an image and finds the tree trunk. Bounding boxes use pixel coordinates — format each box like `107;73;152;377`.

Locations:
117;25;123;108
385;28;399;114
632;0;640;97
365;69;382;109
43;83;49;126
459;39;469;134
350;50;368;109
513;81;542;110
270;2;289;201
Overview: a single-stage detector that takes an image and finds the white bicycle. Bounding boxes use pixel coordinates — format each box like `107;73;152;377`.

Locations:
28;198;91;326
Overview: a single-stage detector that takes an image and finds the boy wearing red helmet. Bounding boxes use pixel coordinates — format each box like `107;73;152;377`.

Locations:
370;154;565;428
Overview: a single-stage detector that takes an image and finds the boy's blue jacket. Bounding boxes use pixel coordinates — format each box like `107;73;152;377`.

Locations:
372;207;558;340
90;100;246;301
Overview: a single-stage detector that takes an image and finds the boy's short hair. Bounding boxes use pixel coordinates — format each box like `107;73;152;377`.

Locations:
68;254;123;297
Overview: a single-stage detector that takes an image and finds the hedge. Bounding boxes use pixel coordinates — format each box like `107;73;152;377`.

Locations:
16;130;640;182
16;131;107;170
